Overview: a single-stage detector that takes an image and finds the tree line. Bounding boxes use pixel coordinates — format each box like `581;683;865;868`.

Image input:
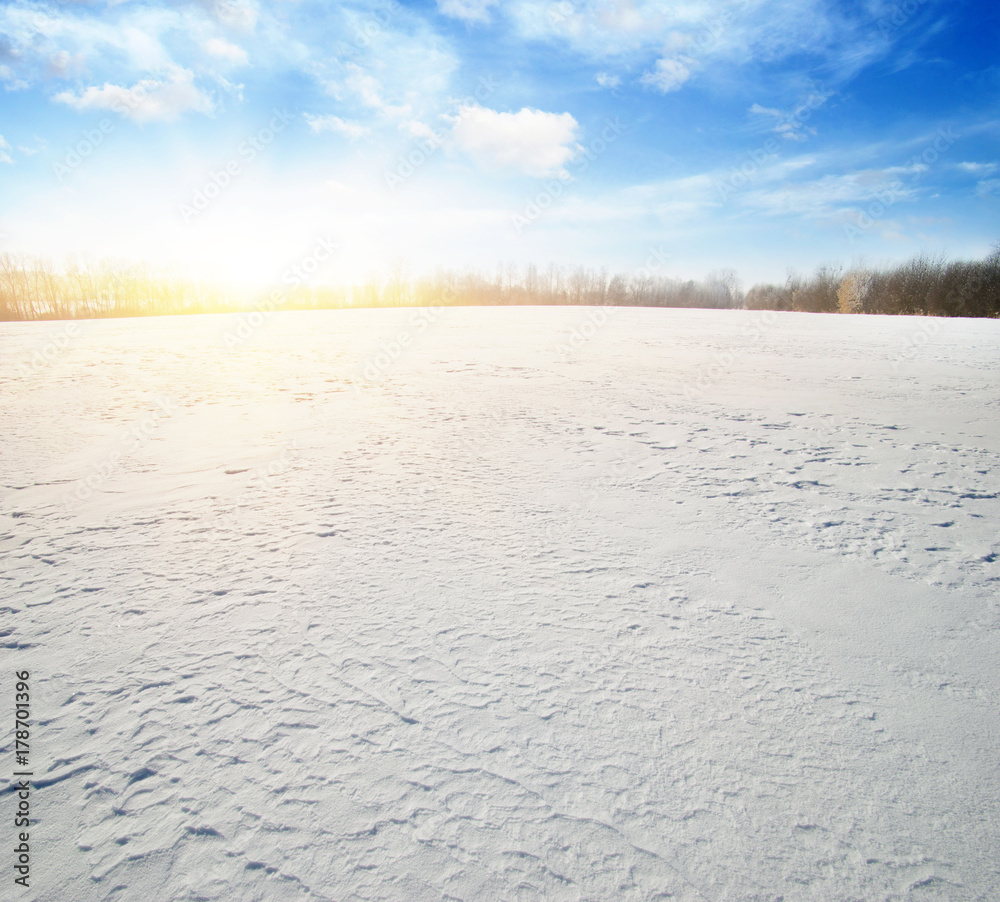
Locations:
1;248;997;321
745;248;1000;318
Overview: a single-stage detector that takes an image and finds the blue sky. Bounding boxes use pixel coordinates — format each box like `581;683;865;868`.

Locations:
0;0;997;287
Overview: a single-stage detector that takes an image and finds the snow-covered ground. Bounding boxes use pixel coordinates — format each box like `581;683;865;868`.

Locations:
2;305;999;902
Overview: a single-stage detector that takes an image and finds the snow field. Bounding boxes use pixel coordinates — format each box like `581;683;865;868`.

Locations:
2;306;999;901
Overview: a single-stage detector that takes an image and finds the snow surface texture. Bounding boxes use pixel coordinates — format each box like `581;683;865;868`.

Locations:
2;306;999;902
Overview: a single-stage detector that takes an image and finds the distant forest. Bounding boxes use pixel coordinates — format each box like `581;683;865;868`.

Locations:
1;247;998;321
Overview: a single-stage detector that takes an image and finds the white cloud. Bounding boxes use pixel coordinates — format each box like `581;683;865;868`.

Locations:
640;57;692;93
0;136;12;164
774;125;812;142
596;72;621;88
204;38;248;66
54;67;214;123
749;103;782;118
305;114;369;139
957;161;998;176
450;105;580;177
436;0;498;24
975;179;1000;197
884;162;928;175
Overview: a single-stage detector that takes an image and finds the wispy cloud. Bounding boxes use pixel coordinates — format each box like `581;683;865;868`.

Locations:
54;67;214;123
437;0;499;24
504;0;891;78
336;64;412;120
738;168;921;219
318;26;457;134
305;114;369;140
749;90;834;142
17;140;43;157
957;161;998;176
